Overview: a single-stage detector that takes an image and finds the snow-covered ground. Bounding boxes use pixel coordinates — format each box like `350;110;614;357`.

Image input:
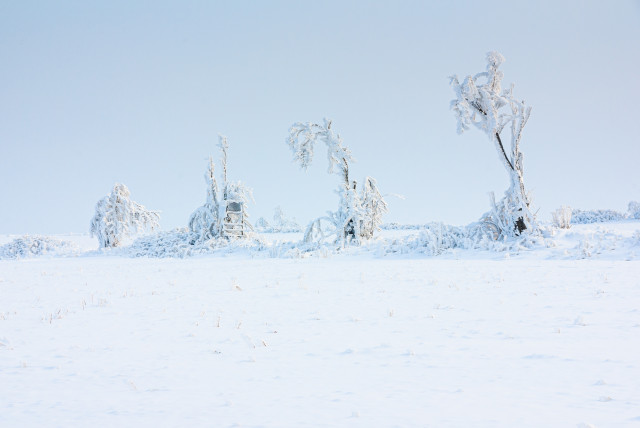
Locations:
1;224;639;427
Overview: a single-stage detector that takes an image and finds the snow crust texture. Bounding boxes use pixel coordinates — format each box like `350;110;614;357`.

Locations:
1;255;639;427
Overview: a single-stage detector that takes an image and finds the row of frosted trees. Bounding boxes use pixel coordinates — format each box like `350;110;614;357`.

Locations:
185;120;389;246
91;51;538;249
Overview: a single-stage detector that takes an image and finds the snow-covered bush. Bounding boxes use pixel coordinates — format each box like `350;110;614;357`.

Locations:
380;222;538;256
628;201;640;219
450;51;537;239
287;118;388;245
0;235;78;259
412;223;471;255
127;228;199;258
552;206;572;229
571;209;626;224
90;183;160;248
126;227;265;258
381;223;425;230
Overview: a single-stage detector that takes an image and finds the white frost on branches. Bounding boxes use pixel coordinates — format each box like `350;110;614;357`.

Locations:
188;156;221;241
552;206;572;229
255;206;302;233
188;135;253;240
450;51;537;239
360;177;388;239
628;201;640;220
273;206;301;232
90;183;160;248
287;118;387;245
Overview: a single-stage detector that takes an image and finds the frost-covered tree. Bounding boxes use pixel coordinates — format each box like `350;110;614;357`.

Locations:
628;201;640;220
273;206;288;227
287;118;387;245
188;156;220;240
254;216;271;230
450;51;537;238
254;207;301;233
359;177;389;239
188;135;253;239
90;183;160;248
272;206;301;232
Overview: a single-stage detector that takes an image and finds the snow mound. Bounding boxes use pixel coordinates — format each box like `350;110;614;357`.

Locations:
572;227;640;259
0;235;78;259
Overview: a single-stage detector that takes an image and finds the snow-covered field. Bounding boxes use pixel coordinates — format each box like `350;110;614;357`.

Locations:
1;224;640;427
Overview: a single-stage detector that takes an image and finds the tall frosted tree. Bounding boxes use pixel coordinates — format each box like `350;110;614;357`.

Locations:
188;156;221;240
287;118;387;245
188;135;253;239
90;183;160;248
450;51;537;238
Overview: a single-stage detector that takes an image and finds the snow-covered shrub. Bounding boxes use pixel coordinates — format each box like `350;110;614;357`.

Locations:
90;183;160;248
552;206;572;229
628;201;640;219
127;228;199;258
382;223;465;256
415;223;470;255
0;235;78;259
381;223;425;230
287;118;388;245
386;221;546;256
450;51;537;238
126;227;265;258
571;209;626;224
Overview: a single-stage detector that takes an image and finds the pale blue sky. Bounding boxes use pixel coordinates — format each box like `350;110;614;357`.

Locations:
1;0;639;234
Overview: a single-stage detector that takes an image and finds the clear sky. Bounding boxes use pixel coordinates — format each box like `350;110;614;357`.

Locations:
1;0;639;234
